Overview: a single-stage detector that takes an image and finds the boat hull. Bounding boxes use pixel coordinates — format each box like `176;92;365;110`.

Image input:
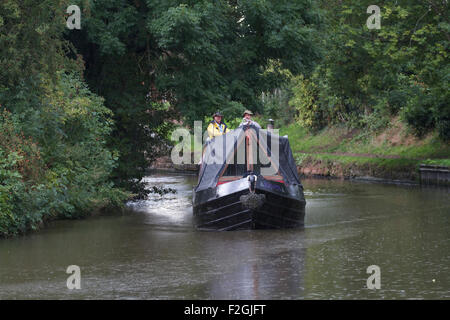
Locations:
193;178;306;231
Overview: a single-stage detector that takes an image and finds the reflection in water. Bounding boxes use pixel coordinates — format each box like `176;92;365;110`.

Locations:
202;231;306;299
0;174;449;299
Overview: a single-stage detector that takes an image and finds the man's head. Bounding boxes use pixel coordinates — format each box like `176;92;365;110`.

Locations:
243;110;253;121
213;111;223;123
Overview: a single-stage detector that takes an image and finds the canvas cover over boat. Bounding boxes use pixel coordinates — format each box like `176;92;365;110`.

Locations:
195;125;301;192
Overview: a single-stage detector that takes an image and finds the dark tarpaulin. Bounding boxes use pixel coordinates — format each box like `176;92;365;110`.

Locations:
195;125;301;192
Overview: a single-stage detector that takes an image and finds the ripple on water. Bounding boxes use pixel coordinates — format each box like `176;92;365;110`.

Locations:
1;175;449;299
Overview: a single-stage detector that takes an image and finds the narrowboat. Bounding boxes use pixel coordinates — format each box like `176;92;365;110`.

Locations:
192;124;306;231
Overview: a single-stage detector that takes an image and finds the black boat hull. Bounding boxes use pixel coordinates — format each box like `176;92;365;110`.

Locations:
193;178;306;231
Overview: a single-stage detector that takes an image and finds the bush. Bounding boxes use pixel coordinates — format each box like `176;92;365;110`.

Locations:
400;81;449;141
0;111;48;236
0;72;129;237
401;93;435;138
290;75;326;132
262;88;296;126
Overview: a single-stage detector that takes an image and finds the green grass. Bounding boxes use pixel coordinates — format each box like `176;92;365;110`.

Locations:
296;152;418;169
421;158;450;166
279;121;449;181
280;122;450;162
338;135;449;159
279;123;337;152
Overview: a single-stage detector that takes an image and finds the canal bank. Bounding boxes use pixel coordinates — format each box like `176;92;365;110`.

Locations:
151;154;449;186
154;119;449;185
296;153;420;183
279;121;450;185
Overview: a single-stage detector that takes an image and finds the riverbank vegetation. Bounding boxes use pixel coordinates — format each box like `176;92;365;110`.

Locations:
260;0;449;179
0;0;130;237
0;74;128;237
279;119;449;180
1;0;448;237
270;1;448;139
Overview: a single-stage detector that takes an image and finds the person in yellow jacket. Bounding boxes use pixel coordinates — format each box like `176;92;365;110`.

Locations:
207;111;230;139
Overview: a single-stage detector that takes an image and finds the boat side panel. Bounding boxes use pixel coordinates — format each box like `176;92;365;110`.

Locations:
193;187;305;231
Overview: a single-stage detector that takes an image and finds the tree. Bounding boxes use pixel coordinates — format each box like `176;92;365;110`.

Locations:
291;0;449;139
67;0;322;192
0;0;69;88
0;0;128;236
148;0;321;122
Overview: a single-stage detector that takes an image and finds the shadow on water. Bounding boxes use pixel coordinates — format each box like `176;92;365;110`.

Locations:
0;173;449;299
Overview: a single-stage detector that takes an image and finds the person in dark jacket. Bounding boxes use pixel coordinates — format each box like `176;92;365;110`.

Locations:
239;110;261;129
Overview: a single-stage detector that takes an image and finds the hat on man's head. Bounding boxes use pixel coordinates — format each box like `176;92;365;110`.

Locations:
213;111;223;118
243;110;254;116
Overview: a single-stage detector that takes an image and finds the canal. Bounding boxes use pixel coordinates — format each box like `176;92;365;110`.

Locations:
0;173;449;299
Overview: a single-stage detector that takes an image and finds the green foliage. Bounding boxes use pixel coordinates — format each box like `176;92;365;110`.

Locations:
66;0;175;195
422;159;450;167
290;75;326;132
0;110;49;236
67;0;321;192
400;66;450;140
287;0;450;140
0;72;129;237
261;85;296;126
0;0;74;87
0;150;25;236
147;0;321;123
38;72;128;216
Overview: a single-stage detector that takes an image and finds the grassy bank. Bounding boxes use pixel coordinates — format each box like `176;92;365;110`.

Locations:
279;118;450;181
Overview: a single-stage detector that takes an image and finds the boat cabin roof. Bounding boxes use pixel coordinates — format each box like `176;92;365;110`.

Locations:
195;125;301;191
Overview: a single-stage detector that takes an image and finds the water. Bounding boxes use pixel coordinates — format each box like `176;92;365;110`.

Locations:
0;174;449;299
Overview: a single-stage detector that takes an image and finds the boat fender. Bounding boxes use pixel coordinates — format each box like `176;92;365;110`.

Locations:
240;193;265;210
241;175;265;209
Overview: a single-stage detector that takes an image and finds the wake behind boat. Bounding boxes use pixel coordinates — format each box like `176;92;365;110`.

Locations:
193;124;306;231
